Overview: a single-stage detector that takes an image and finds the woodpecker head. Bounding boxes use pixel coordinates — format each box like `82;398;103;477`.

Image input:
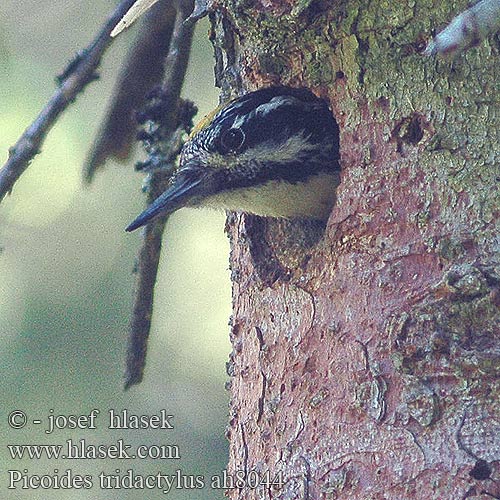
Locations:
126;87;341;232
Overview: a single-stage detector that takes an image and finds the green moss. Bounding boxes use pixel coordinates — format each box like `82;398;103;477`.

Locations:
290;0;316;17
437;237;466;261
257;51;290;79
303;42;334;83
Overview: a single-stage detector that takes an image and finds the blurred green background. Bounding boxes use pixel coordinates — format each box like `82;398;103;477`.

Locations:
0;1;231;498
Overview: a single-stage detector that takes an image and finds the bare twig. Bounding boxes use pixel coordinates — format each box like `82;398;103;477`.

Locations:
125;0;195;389
424;0;500;57
84;0;177;183
0;0;140;203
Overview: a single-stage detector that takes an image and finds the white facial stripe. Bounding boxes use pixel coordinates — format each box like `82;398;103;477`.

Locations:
230;96;298;129
255;96;298;115
237;132;316;164
232;115;246;128
187;95;322;166
186;131;316;168
219;99;250;118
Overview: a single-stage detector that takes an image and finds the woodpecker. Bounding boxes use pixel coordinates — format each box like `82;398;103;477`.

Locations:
126;87;341;232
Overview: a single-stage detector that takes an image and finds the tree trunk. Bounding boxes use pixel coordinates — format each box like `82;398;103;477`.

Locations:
210;0;499;498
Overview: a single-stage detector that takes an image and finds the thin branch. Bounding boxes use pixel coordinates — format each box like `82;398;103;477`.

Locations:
424;0;500;57
83;0;177;183
0;0;138;203
125;0;195;389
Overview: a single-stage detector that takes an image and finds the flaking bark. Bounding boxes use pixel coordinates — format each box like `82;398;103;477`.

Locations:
212;0;499;498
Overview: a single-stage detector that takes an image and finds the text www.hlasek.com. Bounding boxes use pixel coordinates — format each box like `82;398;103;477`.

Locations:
6;408;284;493
7;442;284;493
8;439;178;460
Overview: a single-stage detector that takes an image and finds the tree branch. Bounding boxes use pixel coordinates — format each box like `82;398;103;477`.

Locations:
0;0;138;203
125;0;195;389
83;0;177;183
424;0;500;57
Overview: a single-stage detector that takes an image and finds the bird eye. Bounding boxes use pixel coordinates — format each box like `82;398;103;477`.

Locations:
220;127;245;153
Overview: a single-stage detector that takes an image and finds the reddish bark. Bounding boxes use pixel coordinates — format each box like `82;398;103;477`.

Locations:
214;1;499;498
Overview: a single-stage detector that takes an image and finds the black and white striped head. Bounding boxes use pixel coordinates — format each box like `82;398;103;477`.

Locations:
127;87;340;231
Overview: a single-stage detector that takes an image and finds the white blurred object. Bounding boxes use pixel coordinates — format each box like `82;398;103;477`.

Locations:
111;0;161;37
425;0;500;56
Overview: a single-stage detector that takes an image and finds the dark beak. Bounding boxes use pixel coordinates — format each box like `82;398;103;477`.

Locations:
126;165;209;232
